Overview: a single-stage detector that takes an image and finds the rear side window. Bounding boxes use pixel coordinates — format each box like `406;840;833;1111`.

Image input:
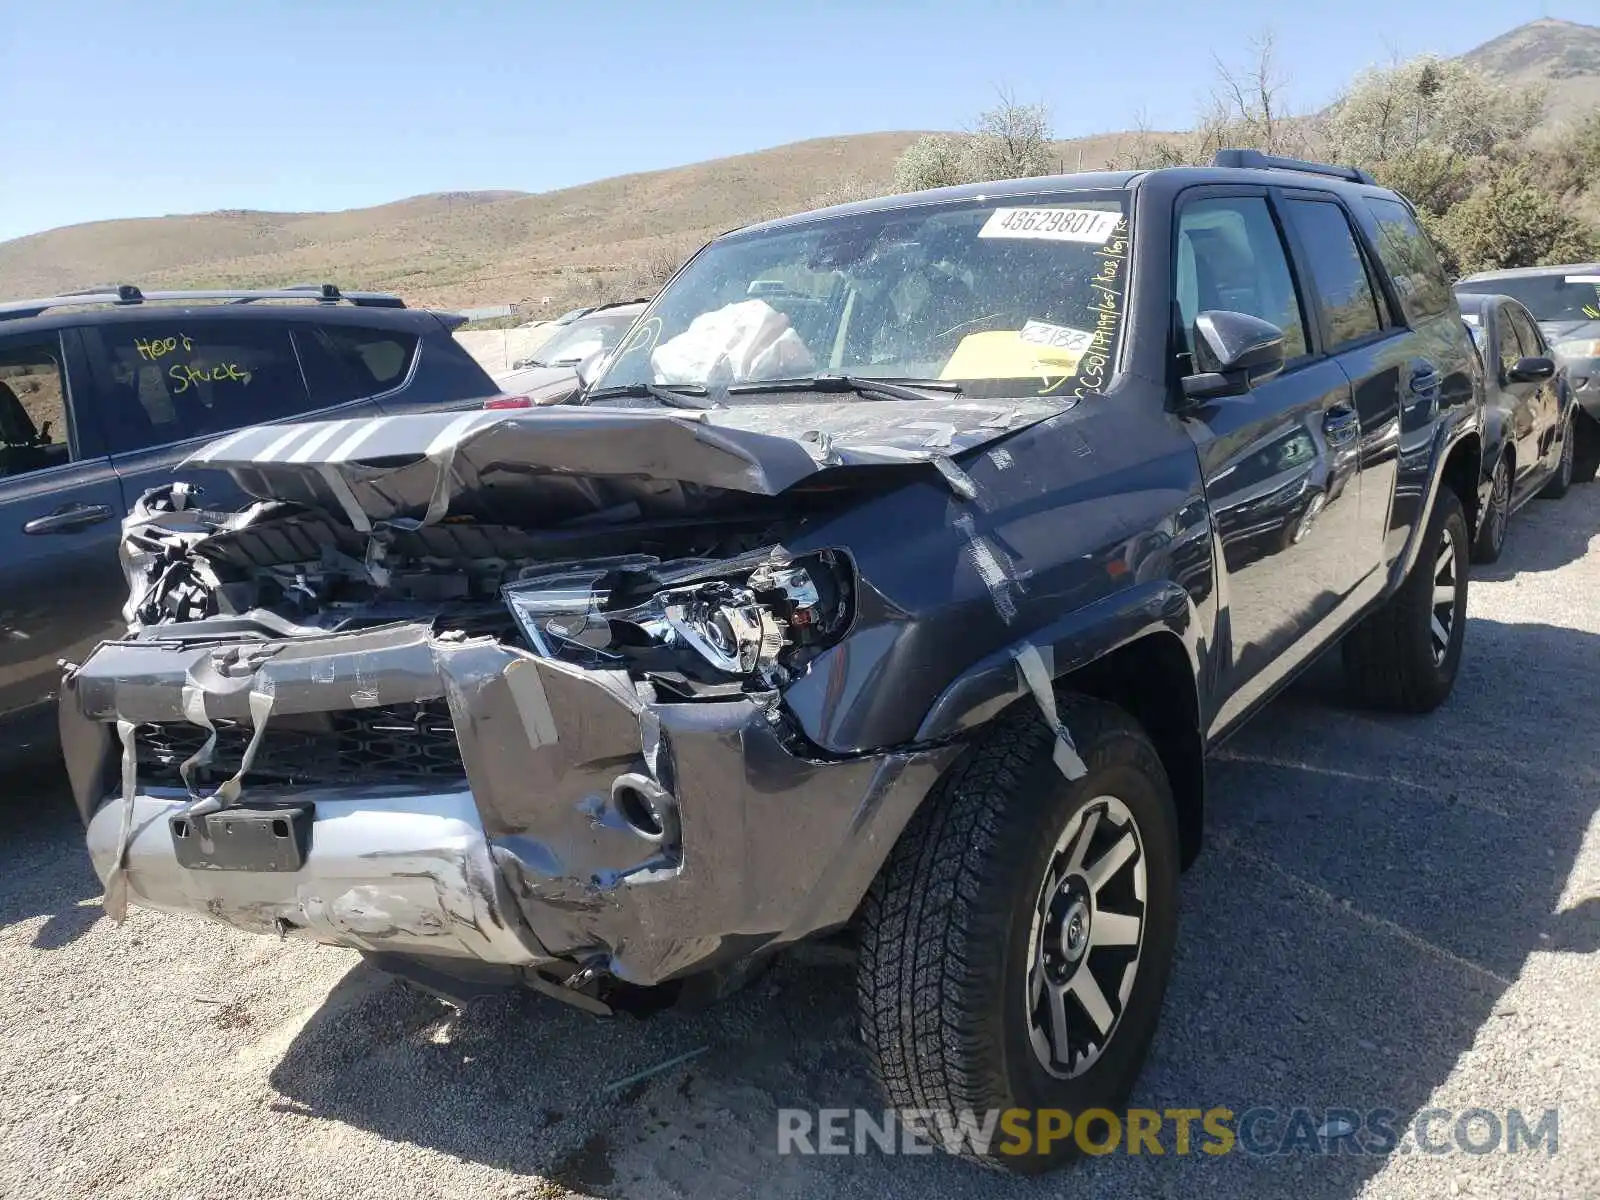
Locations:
1284;199;1383;350
91;321;311;453
0;335;74;477
1364;197;1453;323
293;325;419;406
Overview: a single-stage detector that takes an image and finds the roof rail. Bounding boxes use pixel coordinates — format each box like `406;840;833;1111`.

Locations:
1212;148;1377;186
0;284;405;322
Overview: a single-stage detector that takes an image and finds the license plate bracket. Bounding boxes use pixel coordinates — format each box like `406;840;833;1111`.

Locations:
171;803;313;872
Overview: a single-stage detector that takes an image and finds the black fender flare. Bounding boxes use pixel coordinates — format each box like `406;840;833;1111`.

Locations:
1391;418;1483;592
914;579;1204;744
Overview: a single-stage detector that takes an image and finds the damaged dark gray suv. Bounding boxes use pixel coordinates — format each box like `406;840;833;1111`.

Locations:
64;151;1483;1172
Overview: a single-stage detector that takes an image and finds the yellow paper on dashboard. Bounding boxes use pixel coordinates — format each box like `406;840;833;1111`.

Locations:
939;322;1092;381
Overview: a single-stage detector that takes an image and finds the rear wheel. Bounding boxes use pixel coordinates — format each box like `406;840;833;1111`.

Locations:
1572;411;1600;484
1471;453;1510;565
1343;487;1468;713
1540;410;1575;499
857;696;1180;1173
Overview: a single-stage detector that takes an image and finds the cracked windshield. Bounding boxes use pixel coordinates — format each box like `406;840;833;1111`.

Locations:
594;193;1130;401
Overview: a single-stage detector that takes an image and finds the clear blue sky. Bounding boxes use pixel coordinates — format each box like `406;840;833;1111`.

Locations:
0;0;1582;242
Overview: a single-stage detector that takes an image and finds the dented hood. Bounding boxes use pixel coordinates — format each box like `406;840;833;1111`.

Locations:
183;398;1063;528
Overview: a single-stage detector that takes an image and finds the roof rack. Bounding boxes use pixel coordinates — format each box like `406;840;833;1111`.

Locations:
0;283;406;322
1211;148;1377;186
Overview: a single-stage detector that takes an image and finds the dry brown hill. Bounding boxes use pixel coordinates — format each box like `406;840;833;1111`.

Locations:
1463;17;1600;124
2;19;1594;313
0;130;1151;313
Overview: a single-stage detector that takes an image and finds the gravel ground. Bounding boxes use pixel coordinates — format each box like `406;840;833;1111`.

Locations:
3;484;1598;1200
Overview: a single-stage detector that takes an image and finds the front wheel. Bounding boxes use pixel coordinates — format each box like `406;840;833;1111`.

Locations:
1343;487;1468;712
1540;409;1575;499
857;696;1180;1173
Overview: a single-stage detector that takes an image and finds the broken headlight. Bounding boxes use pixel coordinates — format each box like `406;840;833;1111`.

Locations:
502;551;852;687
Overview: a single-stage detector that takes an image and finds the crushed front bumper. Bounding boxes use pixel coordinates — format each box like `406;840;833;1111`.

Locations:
63;622;958;988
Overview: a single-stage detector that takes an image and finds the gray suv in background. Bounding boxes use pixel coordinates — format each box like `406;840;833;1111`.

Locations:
1455;265;1600;480
0;284;497;764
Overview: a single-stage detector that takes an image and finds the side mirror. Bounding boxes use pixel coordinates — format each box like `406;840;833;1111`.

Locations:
1180;310;1287;403
1507;355;1556;383
574;349;606;391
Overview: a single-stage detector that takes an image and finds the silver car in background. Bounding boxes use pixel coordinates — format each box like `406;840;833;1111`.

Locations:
493;300;648;404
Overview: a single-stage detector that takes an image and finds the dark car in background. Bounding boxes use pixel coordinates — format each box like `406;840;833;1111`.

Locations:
1454;291;1576;562
0;284;498;763
1455;265;1600;481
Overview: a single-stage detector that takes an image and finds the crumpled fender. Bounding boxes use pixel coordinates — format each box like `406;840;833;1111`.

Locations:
912;579;1205;745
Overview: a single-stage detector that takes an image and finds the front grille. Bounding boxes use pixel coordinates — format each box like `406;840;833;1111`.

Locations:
134;699;465;788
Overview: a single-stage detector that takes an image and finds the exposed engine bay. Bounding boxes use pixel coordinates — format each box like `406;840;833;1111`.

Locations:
123;484;855;711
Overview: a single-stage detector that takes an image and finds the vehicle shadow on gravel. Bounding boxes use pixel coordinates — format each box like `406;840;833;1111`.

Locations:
266;615;1600;1200
0;763;105;950
1472;483;1600;582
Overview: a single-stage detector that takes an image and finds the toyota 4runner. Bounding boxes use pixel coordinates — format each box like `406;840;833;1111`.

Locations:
64;151;1484;1172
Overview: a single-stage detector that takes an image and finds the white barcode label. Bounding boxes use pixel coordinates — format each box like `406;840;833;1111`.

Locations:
978;207;1120;244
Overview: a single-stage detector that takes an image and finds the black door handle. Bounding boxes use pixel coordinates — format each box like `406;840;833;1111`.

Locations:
1409;366;1440;397
23;502;115;536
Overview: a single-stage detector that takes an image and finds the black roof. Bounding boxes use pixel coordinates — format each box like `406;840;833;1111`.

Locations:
730;149;1392;238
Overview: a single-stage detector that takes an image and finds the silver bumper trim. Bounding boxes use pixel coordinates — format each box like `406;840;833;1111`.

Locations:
85;785;543;965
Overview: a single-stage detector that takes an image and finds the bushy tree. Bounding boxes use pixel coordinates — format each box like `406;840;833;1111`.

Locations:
1365;145;1475;218
1438;163;1598;274
1320;56;1599;270
965;95;1056;180
1325;56;1545;166
1542;109;1600;201
892;95;1055;191
893;134;972;192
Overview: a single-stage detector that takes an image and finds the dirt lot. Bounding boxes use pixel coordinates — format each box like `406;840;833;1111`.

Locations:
3;486;1598;1200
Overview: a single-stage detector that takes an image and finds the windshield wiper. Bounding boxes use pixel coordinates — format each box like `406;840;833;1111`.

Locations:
582;381;716;410
724;374;963;402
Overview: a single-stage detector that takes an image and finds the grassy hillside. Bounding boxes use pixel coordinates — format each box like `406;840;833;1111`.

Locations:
0;135;927;312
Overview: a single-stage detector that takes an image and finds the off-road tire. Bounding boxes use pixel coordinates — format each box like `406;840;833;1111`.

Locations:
1540;409;1575;499
1572;411;1600;484
857;695;1180;1173
1343;487;1468;713
1471;452;1510;565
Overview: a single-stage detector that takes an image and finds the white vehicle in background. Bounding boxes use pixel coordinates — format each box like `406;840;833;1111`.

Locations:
494;301;649;404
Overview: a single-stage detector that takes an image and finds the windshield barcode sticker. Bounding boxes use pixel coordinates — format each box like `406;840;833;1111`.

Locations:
978;207;1120;243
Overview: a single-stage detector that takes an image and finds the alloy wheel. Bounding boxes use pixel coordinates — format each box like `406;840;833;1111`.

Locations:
1430;525;1460;666
1560;415;1575;487
1025;795;1147;1079
1486;458;1510;551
